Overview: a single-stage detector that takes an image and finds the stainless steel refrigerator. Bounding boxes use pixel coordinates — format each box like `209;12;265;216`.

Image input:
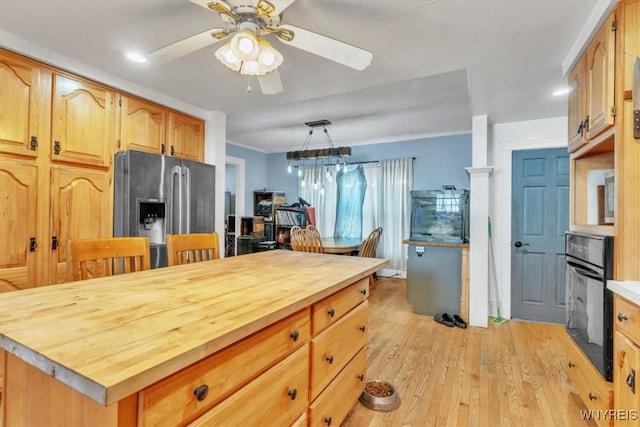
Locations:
114;149;215;268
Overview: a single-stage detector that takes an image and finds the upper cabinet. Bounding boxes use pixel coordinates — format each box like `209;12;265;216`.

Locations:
0;51;48;159
51;73;116;168
585;17;616;140
119;95;167;155
167;111;205;162
567;12;617;153
568;56;587;152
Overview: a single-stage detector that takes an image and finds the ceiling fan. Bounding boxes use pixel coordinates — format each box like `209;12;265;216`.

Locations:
146;0;373;94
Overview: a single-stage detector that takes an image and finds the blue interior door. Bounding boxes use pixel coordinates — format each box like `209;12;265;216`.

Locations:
511;148;569;323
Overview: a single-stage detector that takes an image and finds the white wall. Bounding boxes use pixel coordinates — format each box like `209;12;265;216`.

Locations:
487;116;567;319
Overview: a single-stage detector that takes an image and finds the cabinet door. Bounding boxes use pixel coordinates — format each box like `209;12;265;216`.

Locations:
567;55;587;152
49;166;112;284
614;332;640;427
119;95;167;155
0;160;39;291
51;73;115;168
586;17;616;140
168;112;204;162
0;51;47;159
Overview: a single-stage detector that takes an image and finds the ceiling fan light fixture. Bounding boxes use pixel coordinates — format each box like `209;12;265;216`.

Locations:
215;43;241;72
230;30;259;61
216;35;283;76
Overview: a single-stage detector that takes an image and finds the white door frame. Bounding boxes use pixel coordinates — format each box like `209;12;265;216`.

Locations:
225;155;245;255
498;138;566;319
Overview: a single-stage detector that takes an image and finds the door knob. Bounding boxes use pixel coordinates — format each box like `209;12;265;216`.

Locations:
514;241;530;248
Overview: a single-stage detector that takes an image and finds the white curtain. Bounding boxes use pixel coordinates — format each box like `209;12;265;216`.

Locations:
300;158;412;272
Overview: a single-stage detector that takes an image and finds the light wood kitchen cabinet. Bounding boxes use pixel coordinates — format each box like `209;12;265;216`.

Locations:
0;51;48;159
568;55;587;152
0;159;39;291
51;73;116;168
613;295;640;426
567;11;616;153
585;15;616;140
168;111;205;162
48;166;112;284
119;95;167;155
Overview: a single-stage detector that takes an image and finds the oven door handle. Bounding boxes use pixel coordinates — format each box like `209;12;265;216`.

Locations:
566;259;603;281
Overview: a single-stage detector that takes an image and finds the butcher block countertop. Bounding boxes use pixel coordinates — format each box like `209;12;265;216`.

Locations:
0;250;387;406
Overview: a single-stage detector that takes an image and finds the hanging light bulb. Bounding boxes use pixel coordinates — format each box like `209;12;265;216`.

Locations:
313;180;318;190
301;178;306;187
297;167;302;177
325;166;331;180
287;162;292;174
320;185;325;196
335;160;340;171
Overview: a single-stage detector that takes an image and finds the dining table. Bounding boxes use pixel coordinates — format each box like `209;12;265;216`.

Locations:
321;236;362;255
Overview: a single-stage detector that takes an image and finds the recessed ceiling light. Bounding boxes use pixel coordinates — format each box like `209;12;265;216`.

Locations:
126;52;147;63
552;87;570;96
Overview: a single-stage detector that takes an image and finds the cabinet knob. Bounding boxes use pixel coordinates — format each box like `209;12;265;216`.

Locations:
358;374;365;382
289;330;299;342
327;308;335;317
193;384;209;401
324;417;332;426
617;312;628;322
326;355;334;364
568;361;575;368
588;392;597;401
359;325;366;333
626;369;636;394
360;288;367;296
288;389;297;400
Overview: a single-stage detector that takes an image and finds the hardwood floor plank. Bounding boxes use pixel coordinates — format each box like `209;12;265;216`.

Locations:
342;277;597;427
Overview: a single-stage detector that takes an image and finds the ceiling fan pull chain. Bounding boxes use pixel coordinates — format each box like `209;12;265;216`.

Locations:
247;75;252;93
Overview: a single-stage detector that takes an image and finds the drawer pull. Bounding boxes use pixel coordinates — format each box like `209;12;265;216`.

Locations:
358;374;365;382
328;308;335;317
324;416;332;426
617;312;628;322
193;384;209;401
326;355;334;364
359;325;366;333
289;330;299;342
568;361;575;368
588;393;597;401
288;388;298;400
360;288;367;296
627;369;636;394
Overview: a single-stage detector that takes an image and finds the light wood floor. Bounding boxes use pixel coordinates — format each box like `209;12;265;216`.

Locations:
342;277;596;427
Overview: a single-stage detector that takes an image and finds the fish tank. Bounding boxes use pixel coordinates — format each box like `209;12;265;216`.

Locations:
410;189;470;243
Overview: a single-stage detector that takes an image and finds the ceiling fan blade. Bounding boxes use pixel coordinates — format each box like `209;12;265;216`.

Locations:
277;24;372;71
269;0;297;14
146;29;229;64
258;70;284;94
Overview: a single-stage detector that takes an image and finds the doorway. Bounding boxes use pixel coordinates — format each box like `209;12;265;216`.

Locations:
511;148;569;323
225;156;245;257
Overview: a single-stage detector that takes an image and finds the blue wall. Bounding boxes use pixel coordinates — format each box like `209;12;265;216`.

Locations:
266;133;472;199
226;144;269;216
228;133;472;211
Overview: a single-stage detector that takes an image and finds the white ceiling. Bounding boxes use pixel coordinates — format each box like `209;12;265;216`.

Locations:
0;0;606;153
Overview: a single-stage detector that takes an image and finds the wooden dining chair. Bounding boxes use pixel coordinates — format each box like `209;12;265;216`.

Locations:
67;237;150;282
306;224;321;240
359;227;383;289
290;227;324;253
166;232;220;266
289;226;305;251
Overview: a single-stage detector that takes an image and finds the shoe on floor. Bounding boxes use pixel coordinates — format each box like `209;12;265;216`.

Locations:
434;312;455;327
452;314;467;328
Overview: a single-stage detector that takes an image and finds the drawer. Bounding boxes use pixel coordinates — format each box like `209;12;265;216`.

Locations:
187;345;309;427
308;347;367;427
138;308;310;426
310;301;368;400
312;277;368;335
565;336;613;427
615;296;640;345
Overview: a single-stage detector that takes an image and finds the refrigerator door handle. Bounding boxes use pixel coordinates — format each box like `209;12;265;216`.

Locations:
172;165;183;234
183;166;191;234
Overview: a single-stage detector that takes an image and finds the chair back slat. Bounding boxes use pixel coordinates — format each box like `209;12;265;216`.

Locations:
68;237;151;282
166;233;220;267
359;227;383;258
291;227;324;253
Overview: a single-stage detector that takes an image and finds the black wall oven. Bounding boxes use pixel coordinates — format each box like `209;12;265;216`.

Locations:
565;231;614;381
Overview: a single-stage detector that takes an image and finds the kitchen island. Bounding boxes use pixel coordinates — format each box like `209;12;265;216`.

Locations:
0;250;387;426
